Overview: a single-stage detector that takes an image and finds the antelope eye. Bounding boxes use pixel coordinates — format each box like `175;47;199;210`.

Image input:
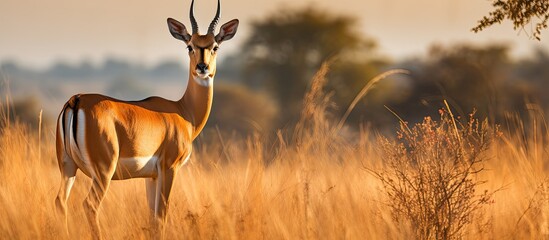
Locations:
187;46;193;52
213;46;219;52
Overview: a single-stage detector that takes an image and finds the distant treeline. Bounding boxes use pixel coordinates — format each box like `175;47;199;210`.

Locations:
2;7;549;136
0;58;187;81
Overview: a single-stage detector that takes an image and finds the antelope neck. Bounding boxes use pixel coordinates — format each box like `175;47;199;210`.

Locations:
178;73;214;139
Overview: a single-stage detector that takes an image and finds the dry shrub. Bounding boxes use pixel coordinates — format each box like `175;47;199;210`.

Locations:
374;109;498;239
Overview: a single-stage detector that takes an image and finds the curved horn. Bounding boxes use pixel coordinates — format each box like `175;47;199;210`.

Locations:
208;0;220;34
189;0;199;34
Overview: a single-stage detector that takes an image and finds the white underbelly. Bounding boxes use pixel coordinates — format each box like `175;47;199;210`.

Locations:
115;156;158;179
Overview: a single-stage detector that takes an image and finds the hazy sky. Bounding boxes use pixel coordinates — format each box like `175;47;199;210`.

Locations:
1;0;548;69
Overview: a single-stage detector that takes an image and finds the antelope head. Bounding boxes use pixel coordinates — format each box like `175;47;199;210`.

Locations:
167;0;239;87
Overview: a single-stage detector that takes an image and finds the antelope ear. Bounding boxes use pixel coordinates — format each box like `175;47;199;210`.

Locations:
167;18;192;43
215;19;239;44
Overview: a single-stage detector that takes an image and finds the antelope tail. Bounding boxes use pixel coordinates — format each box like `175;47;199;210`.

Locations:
60;94;81;153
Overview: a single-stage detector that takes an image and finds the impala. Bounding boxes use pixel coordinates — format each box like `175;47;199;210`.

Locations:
54;0;238;238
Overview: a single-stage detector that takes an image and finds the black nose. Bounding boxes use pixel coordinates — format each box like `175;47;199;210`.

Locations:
196;63;208;72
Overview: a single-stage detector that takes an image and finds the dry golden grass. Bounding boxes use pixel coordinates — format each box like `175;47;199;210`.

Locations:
0;65;548;239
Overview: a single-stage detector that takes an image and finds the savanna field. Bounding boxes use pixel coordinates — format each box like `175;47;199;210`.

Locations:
1;66;548;239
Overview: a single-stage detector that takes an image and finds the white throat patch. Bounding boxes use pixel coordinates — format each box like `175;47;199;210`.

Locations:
193;75;214;87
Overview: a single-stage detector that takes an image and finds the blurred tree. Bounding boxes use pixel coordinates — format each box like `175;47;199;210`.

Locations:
394;44;513;122
327;58;400;129
209;84;279;134
0;61;21;74
48;60;97;79
1;97;43;129
473;0;549;40
514;48;549;107
149;60;185;79
107;75;148;100
241;7;379;124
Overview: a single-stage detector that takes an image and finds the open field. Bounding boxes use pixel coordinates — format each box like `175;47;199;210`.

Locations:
1;68;548;239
